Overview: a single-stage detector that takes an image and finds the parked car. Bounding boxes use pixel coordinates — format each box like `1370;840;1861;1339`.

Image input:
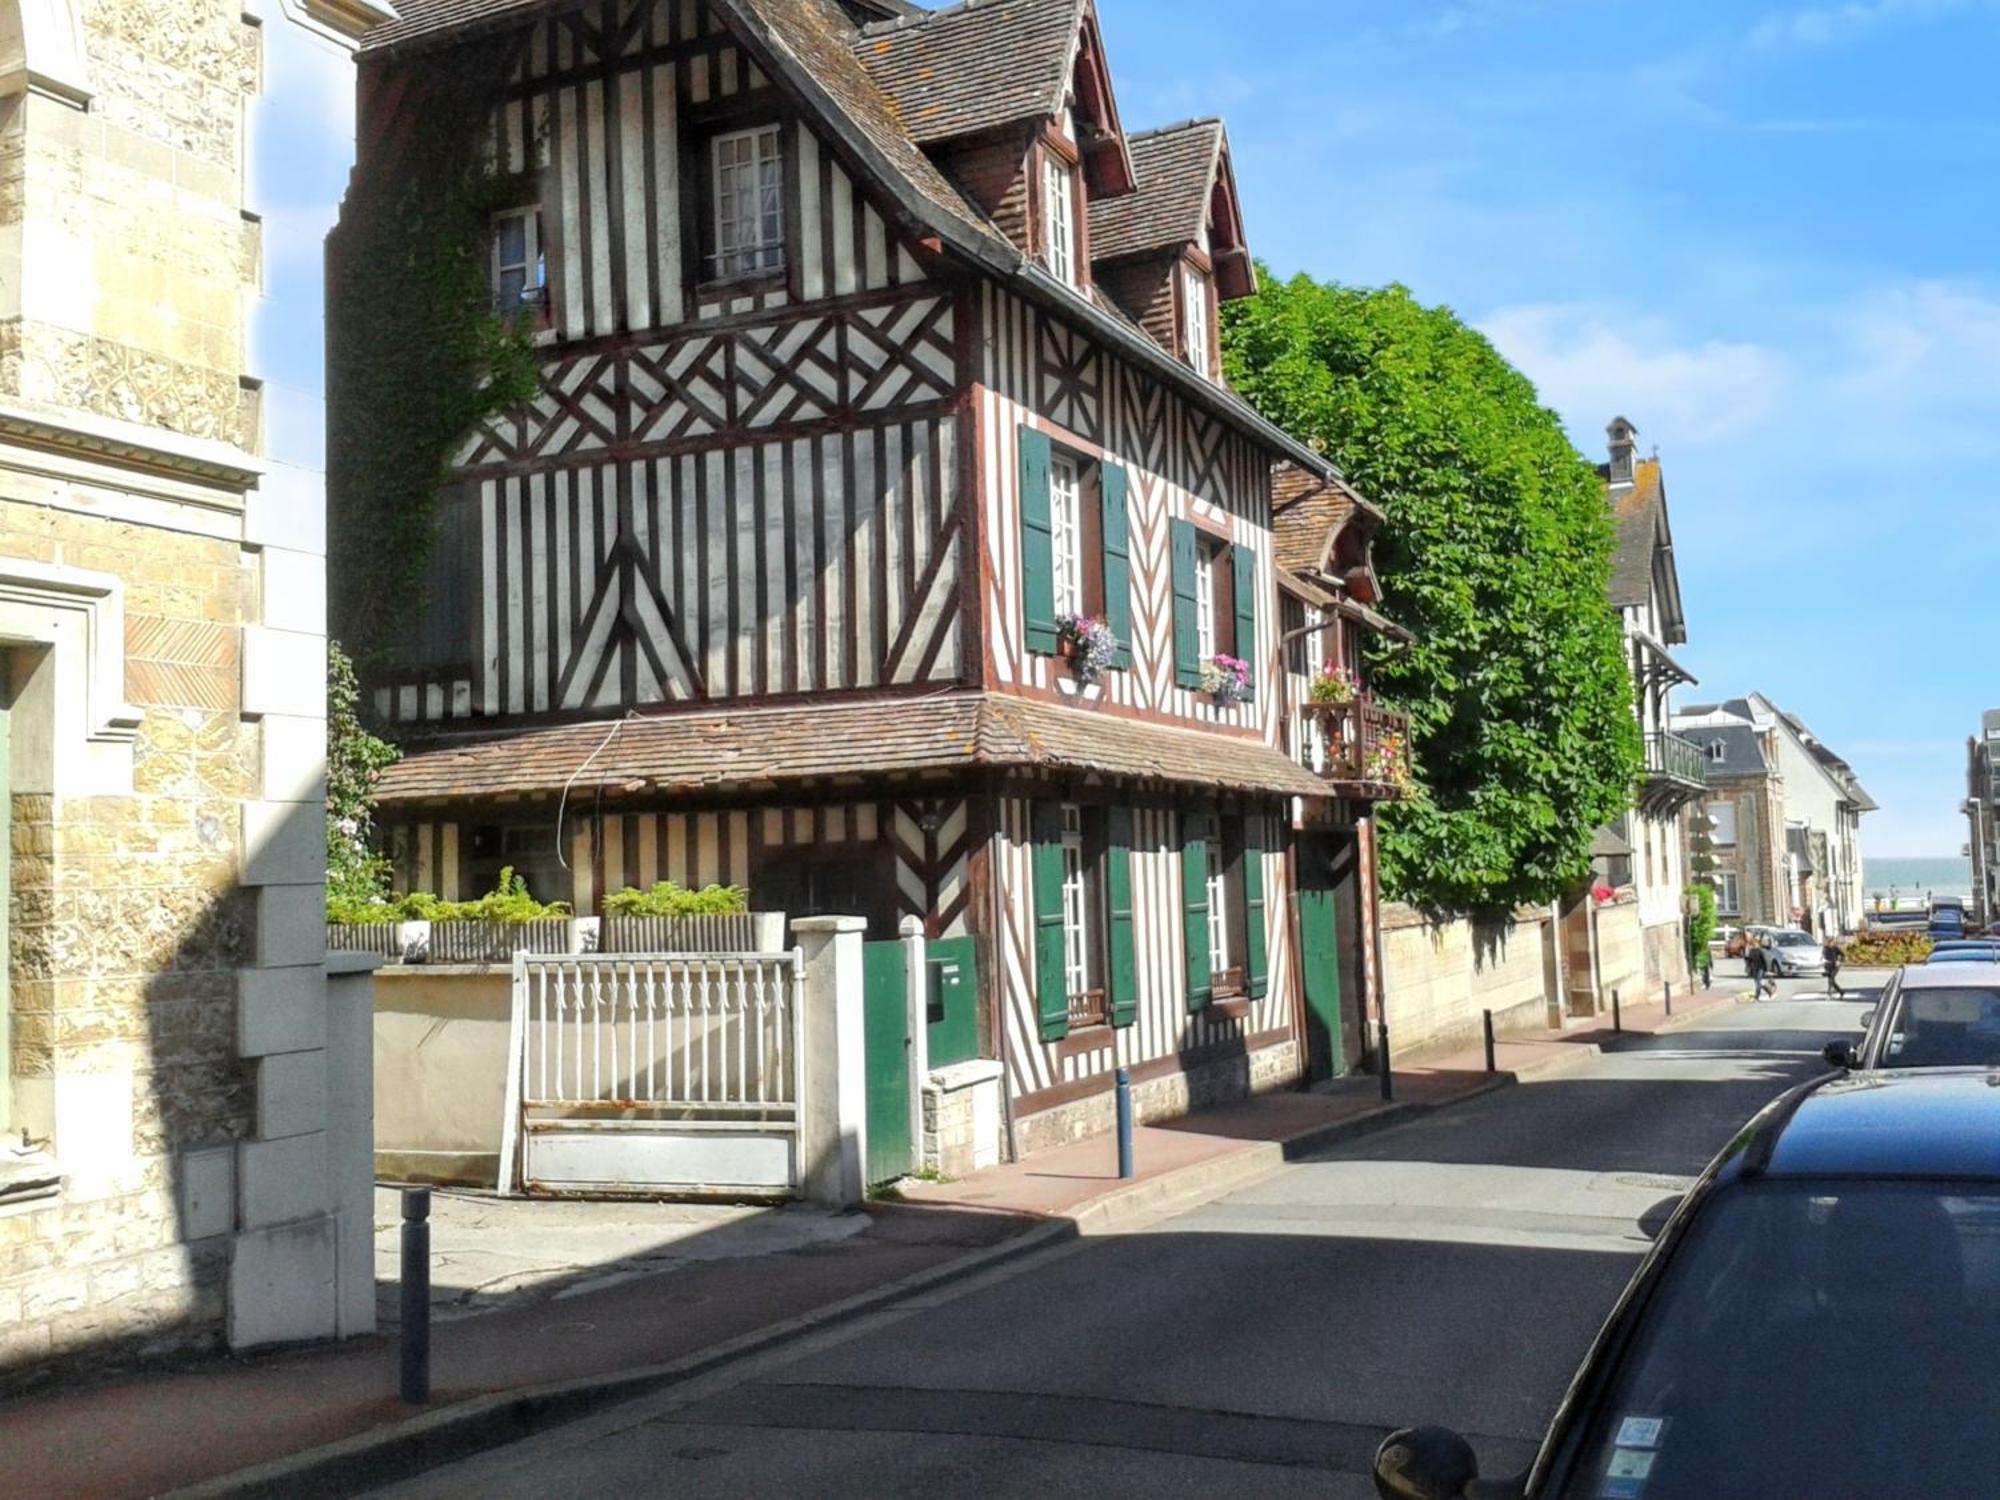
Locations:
1925;941;2000;965
1765;928;1824;977
1372;1068;2000;1498
1825;961;2000;1070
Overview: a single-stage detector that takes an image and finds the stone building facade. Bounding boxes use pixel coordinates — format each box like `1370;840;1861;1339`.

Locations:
0;0;384;1372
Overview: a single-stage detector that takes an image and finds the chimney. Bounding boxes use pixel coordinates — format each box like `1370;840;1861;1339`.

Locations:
1606;416;1637;488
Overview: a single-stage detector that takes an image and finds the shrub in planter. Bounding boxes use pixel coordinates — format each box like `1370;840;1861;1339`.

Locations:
1200;654;1251;706
1308;663;1358;706
604;881;749;917
1056;613;1119;685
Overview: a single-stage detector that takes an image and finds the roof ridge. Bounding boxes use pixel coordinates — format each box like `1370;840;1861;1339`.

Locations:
858;0;1055;35
1128;116;1224;142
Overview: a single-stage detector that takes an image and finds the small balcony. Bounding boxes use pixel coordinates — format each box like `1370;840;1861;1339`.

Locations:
1300;698;1414;799
1640;731;1707;812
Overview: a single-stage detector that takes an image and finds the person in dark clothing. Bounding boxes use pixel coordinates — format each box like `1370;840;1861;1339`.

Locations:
1745;940;1769;997
1823;938;1845;998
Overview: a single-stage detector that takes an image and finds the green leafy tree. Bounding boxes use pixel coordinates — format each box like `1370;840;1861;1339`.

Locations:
1687;879;1719;966
1223;273;1642;910
326;641;400;914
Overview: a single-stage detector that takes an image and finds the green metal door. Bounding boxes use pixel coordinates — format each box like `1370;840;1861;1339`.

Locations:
925;936;978;1068
861;939;913;1185
1298;833;1348;1082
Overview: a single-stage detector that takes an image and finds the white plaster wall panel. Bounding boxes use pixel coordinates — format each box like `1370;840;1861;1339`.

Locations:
244;461;327;555
255;883;328;968
241;624;325;716
238;964;329;1059
179;1145;237;1241
259;545;326;636
260;711;327;804
256;1049;329;1141
238;1130;331;1228
242;797;324;886
228;1218;337;1348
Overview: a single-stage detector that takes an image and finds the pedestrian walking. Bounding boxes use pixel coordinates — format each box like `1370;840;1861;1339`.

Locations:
1699;951;1713;990
1823;938;1845;999
1745;941;1770;999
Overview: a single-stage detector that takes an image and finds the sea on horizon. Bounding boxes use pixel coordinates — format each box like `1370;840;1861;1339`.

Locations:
1865;855;1972;900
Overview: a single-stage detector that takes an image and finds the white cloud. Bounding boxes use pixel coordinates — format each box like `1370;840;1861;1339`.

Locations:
1748;0;1983;49
1477;303;1789;446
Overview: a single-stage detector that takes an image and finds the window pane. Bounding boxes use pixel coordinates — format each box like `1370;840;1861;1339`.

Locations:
496;215;526;268
713;127;786;277
498;267;527;308
1050;456;1082;619
1195;544;1216;660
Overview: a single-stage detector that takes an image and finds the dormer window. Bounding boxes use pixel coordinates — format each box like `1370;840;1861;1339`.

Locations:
711;124;785;280
491;207;548;322
1182;263;1212;376
1043;153;1077;287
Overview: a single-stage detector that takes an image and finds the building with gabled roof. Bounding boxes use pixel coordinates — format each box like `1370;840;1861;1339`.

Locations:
1598;417;1704;988
330;0;1411;1171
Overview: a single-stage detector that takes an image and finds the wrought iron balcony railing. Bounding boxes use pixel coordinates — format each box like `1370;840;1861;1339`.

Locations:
1300;697;1414;798
1645;731;1708;791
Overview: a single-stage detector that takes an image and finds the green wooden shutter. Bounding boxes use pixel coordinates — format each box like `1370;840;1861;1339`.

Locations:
1107;807;1138;1028
1030;801;1069;1041
1171;518;1201;688
1019;428;1058;655
1243;815;1269;1001
1182;813;1212;1011
1232;544;1258;701
1100;464;1133;671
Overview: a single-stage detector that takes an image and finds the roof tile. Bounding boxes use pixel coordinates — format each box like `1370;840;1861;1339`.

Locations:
1087;120;1220;263
855;0;1082;144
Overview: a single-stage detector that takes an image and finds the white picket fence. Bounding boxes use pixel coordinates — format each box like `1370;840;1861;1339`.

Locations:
500;950;806;1196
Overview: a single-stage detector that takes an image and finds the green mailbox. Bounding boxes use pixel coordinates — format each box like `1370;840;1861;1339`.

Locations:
925;937;978;1068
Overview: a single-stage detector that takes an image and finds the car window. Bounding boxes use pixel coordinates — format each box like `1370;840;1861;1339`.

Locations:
1881;989;2000;1067
1557;1182;2000;1498
1774;930;1812;944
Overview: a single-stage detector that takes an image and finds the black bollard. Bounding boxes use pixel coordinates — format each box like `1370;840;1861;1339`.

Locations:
1377;1017;1393;1101
1115;1068;1134;1180
400;1186;431;1406
1612;987;1622;1033
1482;1009;1496;1074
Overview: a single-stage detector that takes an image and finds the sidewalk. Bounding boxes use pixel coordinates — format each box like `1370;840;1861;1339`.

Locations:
2;980;1746;1500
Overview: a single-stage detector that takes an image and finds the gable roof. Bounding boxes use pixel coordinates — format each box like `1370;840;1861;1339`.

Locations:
1086;117;1216;251
855;0;1082;144
356;0;1340;481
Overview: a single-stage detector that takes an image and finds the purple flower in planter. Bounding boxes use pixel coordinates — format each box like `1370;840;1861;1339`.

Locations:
1057;613;1120;685
1201;654;1251;706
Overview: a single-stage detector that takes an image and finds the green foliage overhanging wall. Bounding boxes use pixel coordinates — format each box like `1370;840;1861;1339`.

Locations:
327;640;400;909
326;42;542;664
1223;272;1642;911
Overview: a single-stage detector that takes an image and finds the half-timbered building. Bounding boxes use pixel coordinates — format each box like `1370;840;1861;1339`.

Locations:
333;0;1407;1156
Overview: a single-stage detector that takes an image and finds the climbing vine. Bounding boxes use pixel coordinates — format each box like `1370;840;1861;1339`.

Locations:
1223;271;1642;912
326;41;542;665
326;640;400;915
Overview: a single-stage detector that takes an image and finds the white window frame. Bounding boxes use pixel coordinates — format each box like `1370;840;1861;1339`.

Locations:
1183;264;1211;376
712;124;785;280
1711;801;1738;847
491;206;547;316
1043;153;1076;287
1207;854;1230;976
1715;870;1741;917
1060;804;1094;1001
1194;539;1217;661
1050;453;1083;620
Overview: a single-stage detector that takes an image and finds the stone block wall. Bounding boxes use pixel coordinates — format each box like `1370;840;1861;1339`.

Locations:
1380;904;1556;1057
1011;1038;1301;1162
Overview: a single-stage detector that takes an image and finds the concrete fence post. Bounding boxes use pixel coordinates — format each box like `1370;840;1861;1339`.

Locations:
900;915;928;1178
795;916;869;1209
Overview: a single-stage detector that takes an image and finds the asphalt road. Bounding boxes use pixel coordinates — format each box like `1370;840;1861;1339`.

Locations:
378;980;1873;1500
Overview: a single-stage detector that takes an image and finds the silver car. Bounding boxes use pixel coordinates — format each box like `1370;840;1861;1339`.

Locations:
1767;928;1826;977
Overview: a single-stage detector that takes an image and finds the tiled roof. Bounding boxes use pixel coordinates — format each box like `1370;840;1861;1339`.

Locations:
1605;457;1663;608
855;0;1082;144
1689;723;1767;777
376;693;1328;803
1271;465;1350;575
1088;119;1220;263
360;0;542;50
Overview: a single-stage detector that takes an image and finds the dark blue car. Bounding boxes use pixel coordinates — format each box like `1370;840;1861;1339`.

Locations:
1374;1069;2000;1498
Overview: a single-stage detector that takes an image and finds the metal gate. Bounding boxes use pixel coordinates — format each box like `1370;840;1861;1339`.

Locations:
500;950;805;1197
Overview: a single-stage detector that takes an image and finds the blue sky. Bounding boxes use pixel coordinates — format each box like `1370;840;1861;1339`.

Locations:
256;0;1997;856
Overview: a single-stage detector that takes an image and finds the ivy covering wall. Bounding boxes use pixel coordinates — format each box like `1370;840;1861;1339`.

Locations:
1224;272;1642;912
326;41;541;666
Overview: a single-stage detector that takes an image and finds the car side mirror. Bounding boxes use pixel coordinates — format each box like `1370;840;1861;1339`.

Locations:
1375;1426;1483;1499
1822;1039;1856;1069
1857;1010;1874;1030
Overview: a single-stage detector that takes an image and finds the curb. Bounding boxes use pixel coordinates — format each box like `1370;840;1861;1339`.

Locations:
169;1008;1726;1498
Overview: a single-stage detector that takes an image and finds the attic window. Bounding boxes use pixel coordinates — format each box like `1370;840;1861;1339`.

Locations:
1708;739;1728;762
711;124;785;280
1182;264;1212;377
1043;153;1077;287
